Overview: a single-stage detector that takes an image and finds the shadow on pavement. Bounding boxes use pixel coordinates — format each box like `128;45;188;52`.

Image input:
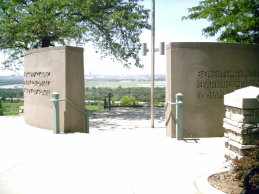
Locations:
88;107;165;131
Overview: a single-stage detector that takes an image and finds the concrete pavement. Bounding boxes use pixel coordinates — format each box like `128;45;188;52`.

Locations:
0;108;226;194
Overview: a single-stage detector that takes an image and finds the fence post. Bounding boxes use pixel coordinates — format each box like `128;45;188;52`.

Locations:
108;93;112;110
176;93;183;140
51;92;60;134
0;98;3;116
103;99;107;109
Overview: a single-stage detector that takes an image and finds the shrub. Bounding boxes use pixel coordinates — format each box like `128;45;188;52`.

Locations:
232;146;259;188
120;95;139;106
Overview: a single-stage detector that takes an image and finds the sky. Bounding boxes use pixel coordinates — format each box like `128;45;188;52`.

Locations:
0;0;217;76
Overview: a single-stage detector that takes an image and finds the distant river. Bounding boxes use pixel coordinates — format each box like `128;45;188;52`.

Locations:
0;84;24;89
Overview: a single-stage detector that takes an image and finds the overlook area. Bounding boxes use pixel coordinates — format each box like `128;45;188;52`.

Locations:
0;108;225;194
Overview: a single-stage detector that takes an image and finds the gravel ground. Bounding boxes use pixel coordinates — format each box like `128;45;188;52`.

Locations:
208;170;243;194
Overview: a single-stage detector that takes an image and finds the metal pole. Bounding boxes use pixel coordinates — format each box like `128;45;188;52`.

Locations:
51;92;60;134
151;0;155;128
108;93;112;110
176;93;183;140
0;98;3;116
103;99;107;109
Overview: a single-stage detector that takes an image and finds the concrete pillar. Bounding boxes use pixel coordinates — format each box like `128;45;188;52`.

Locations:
24;46;87;133
224;86;259;160
166;42;259;138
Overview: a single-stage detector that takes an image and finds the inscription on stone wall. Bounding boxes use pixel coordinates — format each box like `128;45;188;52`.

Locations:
24;71;51;96
197;70;259;100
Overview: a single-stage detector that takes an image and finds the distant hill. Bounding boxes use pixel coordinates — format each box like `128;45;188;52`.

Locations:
0;76;24;86
85;74;165;81
0;74;165;86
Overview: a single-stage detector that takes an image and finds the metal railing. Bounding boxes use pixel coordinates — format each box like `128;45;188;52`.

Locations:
50;92;89;134
164;93;183;140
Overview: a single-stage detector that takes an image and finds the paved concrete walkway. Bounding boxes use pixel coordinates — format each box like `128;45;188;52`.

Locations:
0;108;226;194
89;107;165;132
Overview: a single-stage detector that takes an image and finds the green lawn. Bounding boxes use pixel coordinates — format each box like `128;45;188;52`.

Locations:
85;104;103;110
0;102;102;116
1;102;23;115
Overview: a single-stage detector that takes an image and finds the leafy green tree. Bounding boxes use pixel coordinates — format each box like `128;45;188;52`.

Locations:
86;86;165;103
120;95;139;105
182;0;259;44
0;0;150;70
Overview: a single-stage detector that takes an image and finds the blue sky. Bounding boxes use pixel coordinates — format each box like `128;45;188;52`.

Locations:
0;0;217;76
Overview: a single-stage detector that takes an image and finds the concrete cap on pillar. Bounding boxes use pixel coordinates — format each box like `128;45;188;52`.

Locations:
224;86;259;109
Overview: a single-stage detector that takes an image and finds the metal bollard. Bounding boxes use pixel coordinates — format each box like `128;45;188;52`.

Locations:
50;92;60;134
108;93;112;110
175;93;183;140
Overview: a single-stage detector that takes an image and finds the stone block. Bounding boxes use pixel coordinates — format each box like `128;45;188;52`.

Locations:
166;42;259;138
24;46;87;133
235;133;251;145
231;107;242;115
225;110;231;119
230;113;245;123
248;128;259;134
223;118;254;130
227;131;237;141
224;89;259;160
243;123;257;129
224;86;259;109
224;118;240;127
223;121;246;134
224;132;229;138
225;149;242;160
226;108;256;123
225;139;256;156
224;127;259;145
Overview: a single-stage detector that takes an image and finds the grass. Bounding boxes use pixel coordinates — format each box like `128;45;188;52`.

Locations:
85;104;103;111
1;101;153;115
1;102;23;115
0;102;103;116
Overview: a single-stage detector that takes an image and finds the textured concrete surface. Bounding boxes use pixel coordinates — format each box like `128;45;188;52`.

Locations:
0;107;226;194
166;42;259;138
24;46;86;133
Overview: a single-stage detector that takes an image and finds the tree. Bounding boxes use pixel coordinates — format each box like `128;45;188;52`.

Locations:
120;95;139;105
0;0;150;70
182;0;259;44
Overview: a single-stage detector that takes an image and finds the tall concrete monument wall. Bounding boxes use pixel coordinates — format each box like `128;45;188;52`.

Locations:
166;42;259;138
24;46;87;133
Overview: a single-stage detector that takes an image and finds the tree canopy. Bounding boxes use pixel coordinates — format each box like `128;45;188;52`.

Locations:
182;0;259;44
0;0;150;70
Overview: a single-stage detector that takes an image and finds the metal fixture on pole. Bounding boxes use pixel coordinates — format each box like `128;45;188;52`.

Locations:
141;0;165;128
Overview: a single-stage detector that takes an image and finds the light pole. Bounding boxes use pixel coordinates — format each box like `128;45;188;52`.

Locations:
151;0;155;128
142;0;165;128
